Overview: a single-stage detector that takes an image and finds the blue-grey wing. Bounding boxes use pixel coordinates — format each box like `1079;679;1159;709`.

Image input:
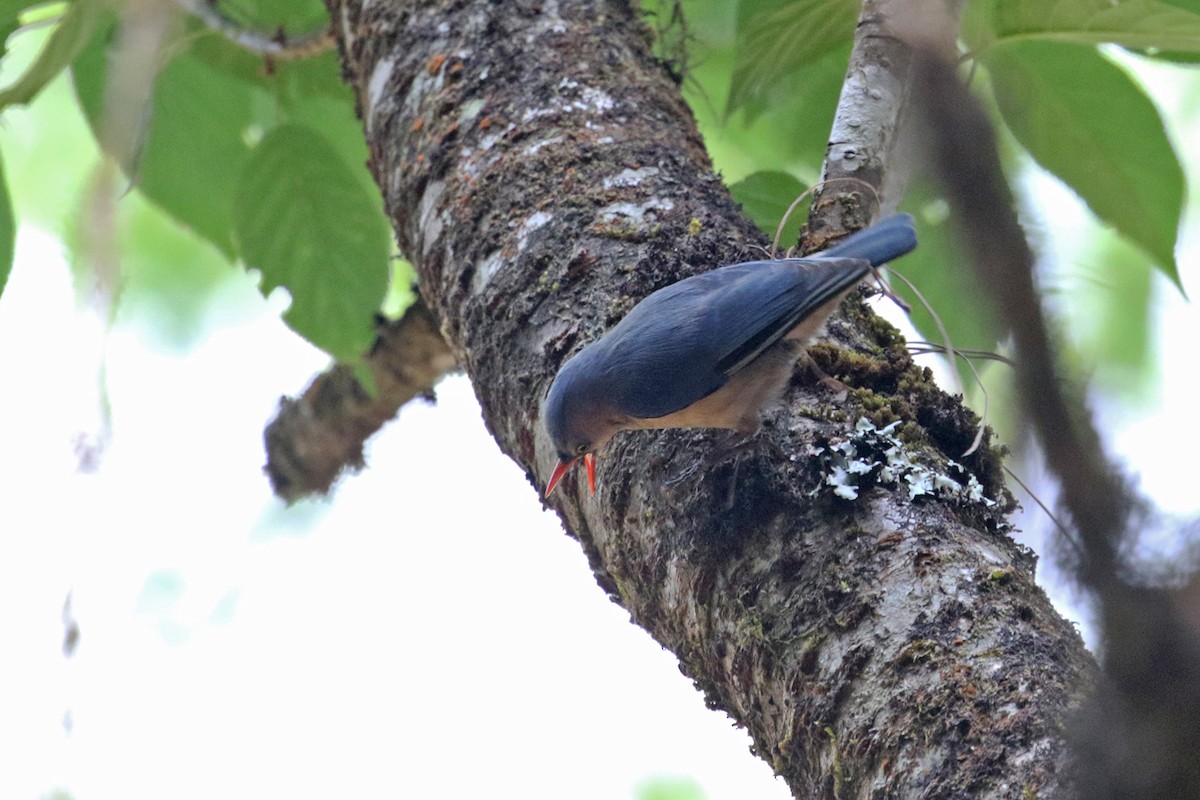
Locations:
709;257;869;375
601;257;868;420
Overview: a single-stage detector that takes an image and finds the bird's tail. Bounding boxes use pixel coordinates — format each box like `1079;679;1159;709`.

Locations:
817;214;917;267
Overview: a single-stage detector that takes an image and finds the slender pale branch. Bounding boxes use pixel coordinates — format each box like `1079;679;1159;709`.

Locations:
175;0;334;59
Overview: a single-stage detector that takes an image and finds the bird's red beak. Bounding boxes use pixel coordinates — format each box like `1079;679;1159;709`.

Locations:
545;453;596;497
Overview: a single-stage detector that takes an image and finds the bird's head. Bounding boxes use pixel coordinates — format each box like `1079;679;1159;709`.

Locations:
543;355;622;497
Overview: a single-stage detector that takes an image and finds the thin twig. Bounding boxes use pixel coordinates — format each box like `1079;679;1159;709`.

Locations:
884;266;965;400
1002;464;1085;561
772;177;882;258
907;342;1015;367
175;0;334;59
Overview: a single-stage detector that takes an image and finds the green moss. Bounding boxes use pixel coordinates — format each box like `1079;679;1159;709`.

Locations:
855;302;906;349
847;387;903;428
607;295;634;321
738;612;768;643
592;219;662;241
896;421;925;447
808;342;894;388
989;567;1014;584
823;726;849;798
802;632;826;653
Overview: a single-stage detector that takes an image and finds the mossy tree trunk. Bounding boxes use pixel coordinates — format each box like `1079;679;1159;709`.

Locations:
324;0;1095;795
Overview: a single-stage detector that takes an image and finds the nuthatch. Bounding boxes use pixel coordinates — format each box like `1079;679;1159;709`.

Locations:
544;214;918;496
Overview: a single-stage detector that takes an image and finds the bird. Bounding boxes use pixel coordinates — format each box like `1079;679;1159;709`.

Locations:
543;213;918;496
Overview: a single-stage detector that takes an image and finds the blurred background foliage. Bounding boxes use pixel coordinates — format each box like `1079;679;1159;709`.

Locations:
0;0;1190;417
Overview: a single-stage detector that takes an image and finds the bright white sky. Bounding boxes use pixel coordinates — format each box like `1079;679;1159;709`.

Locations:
0;224;798;799
2;46;1199;800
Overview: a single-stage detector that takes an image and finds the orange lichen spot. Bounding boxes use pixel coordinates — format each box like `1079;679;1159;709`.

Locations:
479;116;492;129
427;54;446;74
411;117;426;133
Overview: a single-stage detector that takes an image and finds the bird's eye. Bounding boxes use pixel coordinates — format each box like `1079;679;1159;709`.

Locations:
575;443;590;455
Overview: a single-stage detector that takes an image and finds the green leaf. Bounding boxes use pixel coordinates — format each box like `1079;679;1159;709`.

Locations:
689;42;848;175
985;41;1183;286
73;25;263;258
185;22;344;97
0;0;107;108
0;0;32;21
350;358;378;397
0;32;100;233
205;0;328;36
966;0;1200;54
381;257;416;318
234;124;390;359
0;0;26;61
727;0;857;115
270;55;377;198
73;18;373;270
728;170;807;250
0;152;15;300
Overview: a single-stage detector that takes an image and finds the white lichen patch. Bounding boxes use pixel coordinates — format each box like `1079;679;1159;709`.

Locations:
522;81;615;123
602;166;659;190
524;135;564;157
339;5;355;51
459;123;516;182
810;418;996;506
516;211;553;254
418;180;446;257
366;56;398;134
573;86;615;114
458;98;487;125
472;250;504;295
472;212;554;294
595;198;675;225
524;2;567;42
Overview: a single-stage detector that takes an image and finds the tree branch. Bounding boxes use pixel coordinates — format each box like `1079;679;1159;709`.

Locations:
175;0;335;59
805;0;927;244
264;299;456;500
318;0;1095;794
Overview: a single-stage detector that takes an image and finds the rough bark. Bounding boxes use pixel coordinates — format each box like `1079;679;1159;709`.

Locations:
264;299;456;499
325;0;1095;796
